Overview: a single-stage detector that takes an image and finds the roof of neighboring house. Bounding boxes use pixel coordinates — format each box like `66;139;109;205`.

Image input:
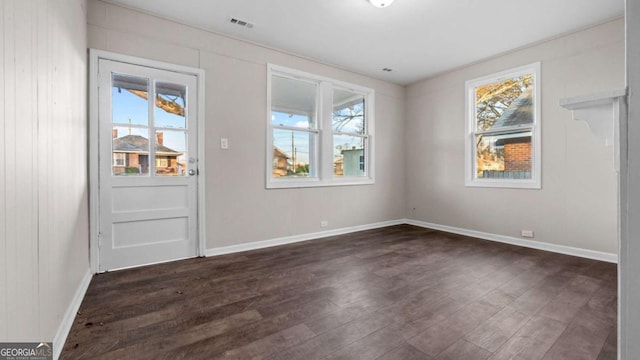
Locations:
341;148;363;155
491;86;533;129
273;146;289;159
495;135;532;147
113;135;182;155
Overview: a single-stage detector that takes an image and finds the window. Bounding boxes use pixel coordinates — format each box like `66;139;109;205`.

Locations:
156;157;168;167
113;152;125;166
267;64;374;188
465;62;541;189
111;73;189;177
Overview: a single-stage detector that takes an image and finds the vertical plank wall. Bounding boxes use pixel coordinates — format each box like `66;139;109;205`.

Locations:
0;0;89;346
622;1;640;358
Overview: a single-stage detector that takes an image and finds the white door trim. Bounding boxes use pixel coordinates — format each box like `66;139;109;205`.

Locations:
89;49;206;274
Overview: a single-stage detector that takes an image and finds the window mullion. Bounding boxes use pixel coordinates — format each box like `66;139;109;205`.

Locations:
149;79;156;176
320;81;333;181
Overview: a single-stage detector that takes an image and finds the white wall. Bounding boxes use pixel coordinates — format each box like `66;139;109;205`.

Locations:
405;19;625;255
0;0;89;344
621;0;639;358
87;0;406;250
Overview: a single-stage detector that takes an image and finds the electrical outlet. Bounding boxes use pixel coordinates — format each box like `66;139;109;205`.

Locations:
220;138;229;149
521;230;534;238
320;221;328;228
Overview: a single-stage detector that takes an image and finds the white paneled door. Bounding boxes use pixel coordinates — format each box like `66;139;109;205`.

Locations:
97;59;199;271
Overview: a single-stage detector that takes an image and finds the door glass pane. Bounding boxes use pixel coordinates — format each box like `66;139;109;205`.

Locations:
332;89;364;134
155;82;187;129
272;128;314;178
111;73;150;176
112;74;149;126
334;134;365;177
476;130;532;179
112;126;150;176
155;130;187;176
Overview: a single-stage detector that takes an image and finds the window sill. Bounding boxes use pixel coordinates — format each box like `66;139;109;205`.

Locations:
465;178;541;189
266;177;374;189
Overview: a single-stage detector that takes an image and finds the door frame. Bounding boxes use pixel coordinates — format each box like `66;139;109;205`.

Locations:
89;49;206;273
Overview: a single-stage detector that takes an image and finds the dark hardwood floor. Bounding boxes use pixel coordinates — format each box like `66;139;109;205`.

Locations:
61;225;617;359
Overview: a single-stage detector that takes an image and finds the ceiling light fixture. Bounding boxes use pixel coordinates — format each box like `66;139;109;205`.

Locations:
368;0;394;8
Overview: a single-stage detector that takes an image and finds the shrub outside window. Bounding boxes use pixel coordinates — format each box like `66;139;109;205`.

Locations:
465;62;541;189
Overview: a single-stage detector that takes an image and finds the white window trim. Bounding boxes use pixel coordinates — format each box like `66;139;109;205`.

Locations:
266;64;375;189
464;62;541;189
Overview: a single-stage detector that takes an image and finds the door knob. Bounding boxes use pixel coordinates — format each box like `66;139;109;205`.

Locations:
188;169;197;176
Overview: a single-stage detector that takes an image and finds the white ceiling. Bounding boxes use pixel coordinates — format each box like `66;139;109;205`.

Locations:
105;0;624;85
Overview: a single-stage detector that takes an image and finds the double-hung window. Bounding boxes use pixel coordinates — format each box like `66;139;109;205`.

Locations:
332;88;367;178
267;64;374;188
465;62;541;189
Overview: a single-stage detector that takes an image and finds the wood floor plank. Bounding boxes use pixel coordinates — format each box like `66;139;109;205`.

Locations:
479;289;517;309
303;304;374;335
375;344;431;360
90;310;264;360
435;339;493;360
542;289;616;360
406;300;501;357
488;315;567;360
323;323;409;360
596;329;617;360
60;225;617;360
407;320;468;357
464;307;530;352
542;322;611;360
219;323;316;359
264;313;392;360
537;274;602;324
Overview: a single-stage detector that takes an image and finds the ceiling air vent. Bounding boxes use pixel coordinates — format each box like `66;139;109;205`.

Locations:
229;17;254;29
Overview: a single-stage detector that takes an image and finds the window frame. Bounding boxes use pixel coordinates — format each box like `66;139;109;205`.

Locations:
464;62;541;189
156;157;169;168
113;152;126;166
266;64;375;189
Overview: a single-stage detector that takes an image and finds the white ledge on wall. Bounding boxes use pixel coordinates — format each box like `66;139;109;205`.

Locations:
559;88;627;171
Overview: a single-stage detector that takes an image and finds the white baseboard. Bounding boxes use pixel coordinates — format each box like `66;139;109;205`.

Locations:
53;269;92;360
205;218;617;263
205;220;405;257
405;219;618;263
